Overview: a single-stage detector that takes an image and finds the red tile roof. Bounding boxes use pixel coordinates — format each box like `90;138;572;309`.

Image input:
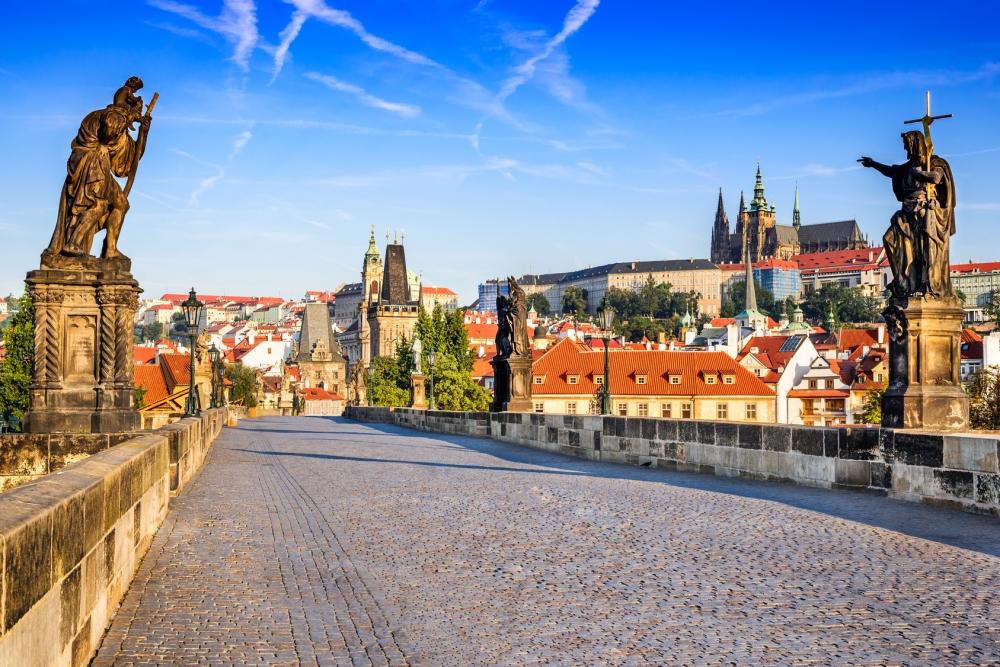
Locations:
133;346;157;364
422;286;457;296
951;261;1000;274
737;336;802;371
532;338;775;397
837;328;883;354
134;364;170;405
791;248;885;273
466;323;498;340
302;387;343;401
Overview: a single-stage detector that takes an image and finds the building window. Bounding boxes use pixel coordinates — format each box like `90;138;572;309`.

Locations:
595;376;603;385
568;376;579;385
808;379;817;389
670;375;681;385
723;375;735;385
681;403;692;419
705;374;716;385
636;375;647;385
534;403;544;413
618;403;628;416
746;403;757;420
316;371;322;379
825;379;835;389
267;347;272;354
534;376;543;384
566;402;577;414
803;399;815;415
661;403;672;418
826;399;845;411
876;373;884;383
638;403;648;416
717;403;728;420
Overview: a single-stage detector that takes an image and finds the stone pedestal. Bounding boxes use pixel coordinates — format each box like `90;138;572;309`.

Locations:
882;295;968;430
410;373;427;409
491;354;534;412
23;252;142;434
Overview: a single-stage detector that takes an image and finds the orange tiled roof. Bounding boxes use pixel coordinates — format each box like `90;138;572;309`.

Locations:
133;346;157;364
791;248;885;272
951;261;1000;274
160;353;191;392
466;323;498;340
787;389;850;398
532;338;775;397
134;364;169;405
423;286;458;296
302;387;343;401
838;328;882;353
737;336;802;370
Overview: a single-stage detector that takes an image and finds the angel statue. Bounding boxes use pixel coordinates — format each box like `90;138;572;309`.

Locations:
860;129;955;298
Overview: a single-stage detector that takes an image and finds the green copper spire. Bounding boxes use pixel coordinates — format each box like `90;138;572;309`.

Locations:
365;224;381;262
792;184;801;230
750;161;767;211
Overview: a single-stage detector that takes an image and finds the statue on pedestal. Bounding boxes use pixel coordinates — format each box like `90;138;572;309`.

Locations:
491;277;534;412
859;92;968;430
23;79;157;434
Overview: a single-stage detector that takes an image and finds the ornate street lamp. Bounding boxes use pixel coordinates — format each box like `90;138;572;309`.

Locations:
208;344;221;409
599;306;616;415
427;346;438;410
181;288;203;417
365;365;374;406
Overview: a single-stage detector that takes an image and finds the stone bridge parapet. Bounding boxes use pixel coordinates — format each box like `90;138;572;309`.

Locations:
345;407;1000;518
0;407;227;667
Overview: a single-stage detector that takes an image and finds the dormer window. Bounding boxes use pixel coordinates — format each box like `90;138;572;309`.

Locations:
534;376;544;385
722;374;735;385
704;374;716;385
669;374;681;385
595;376;603;385
636;375;647;385
567;375;579;385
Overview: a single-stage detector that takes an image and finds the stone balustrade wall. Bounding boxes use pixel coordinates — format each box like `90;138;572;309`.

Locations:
345;407;1000;518
0;408;227;667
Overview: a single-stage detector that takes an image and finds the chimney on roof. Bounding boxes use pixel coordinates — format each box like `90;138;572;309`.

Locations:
877;324;885;344
862;345;870;358
657;332;666;344
249;333;255;345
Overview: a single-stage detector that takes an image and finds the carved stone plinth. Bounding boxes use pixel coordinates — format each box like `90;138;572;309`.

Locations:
491;355;533;413
410;373;427;410
23;252;142;434
882;295;968;430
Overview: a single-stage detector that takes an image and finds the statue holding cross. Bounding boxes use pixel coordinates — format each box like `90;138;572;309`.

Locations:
860;92;955;298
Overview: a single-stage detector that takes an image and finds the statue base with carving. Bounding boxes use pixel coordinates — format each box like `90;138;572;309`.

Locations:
22;252;143;434
410;373;427;410
882;295;968;431
491;355;533;413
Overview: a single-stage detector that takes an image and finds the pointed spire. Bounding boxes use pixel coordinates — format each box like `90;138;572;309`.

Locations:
792;184;801;230
393;230;398;244
744;245;757;313
711;188;730;264
750;162;766;210
365;224;381;261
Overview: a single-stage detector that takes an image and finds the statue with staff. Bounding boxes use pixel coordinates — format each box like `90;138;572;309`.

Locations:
45;77;158;260
859;92;955;298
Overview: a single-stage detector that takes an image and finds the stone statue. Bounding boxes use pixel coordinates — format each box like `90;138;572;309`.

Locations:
496;293;514;359
860;135;955;298
508;277;529;356
45;77;157;260
411;331;422;374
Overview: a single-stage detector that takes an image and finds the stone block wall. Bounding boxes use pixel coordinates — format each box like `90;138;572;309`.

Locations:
0;433;136;493
0;407;226;667
345;407;1000;518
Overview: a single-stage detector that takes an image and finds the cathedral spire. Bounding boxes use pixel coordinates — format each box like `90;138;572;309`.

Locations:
744;245;757;314
710;187;730;264
792;184;801;230
750;162;767;211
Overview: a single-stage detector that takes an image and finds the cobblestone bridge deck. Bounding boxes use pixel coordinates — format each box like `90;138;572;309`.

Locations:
95;416;1000;666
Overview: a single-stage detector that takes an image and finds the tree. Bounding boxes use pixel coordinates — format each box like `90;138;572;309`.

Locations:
429;354;491;411
0;287;33;431
955;289;967;305
855;386;884;425
967;366;1000;430
720;301;737;318
366;355;410;407
727;279;778;319
785;296;797;319
225;362;259;407
525;293;551;316
801;284;878;326
984;288;1000;325
562;286;588;315
143;321;164;342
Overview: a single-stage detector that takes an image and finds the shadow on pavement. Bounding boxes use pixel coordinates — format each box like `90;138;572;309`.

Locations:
236;415;1000;558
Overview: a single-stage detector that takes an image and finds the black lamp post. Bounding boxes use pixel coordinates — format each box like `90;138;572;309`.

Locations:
365;366;374;406
208;344;221;409
427;346;437;410
599;306;615;415
181;288;204;417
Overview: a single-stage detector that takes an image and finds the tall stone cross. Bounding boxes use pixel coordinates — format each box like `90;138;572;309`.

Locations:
904;91;953;195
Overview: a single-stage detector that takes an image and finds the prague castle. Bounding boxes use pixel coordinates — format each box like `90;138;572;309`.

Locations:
711;164;868;264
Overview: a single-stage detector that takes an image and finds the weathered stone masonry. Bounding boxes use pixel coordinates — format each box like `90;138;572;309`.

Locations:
345;407;1000;518
0;407;226;667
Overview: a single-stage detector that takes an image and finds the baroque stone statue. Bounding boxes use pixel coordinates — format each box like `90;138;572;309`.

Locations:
491;277;533;412
45;77;157;260
411;331;423;374
860;131;955;298
859;93;967;430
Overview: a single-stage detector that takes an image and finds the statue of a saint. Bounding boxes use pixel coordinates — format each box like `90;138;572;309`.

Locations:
508;277;529;356
46;77;156;260
496;293;513;359
860;130;955;298
411;332;423;374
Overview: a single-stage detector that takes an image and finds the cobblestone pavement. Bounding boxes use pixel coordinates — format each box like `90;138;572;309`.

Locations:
96;417;1000;666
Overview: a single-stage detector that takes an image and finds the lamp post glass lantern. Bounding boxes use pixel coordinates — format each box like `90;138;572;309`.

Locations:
427;347;437;410
365;366;374;406
181;288;204;417
599;307;615;415
208;344;220;409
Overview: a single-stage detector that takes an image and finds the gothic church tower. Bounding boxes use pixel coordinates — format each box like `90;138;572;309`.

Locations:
710;188;730;264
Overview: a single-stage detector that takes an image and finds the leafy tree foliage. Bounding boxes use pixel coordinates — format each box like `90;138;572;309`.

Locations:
414;305;490;410
602;274;702;342
727;279;777;319
855;386;884;425
967;366;1000;431
984;288;1000;325
525;293;551;316
428;354;491;411
365;355;410;407
801;284;879;326
955;289;967;304
561;286;588;315
143;321;164;342
225;362;259;408
0;288;33;430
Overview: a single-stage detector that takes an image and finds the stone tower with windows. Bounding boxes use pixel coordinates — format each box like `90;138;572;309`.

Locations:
357;226;383;367
740;163;776;263
710;188;730;265
367;235;420;360
297;302;346;397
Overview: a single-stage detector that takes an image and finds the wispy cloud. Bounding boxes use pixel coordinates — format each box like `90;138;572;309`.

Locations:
497;0;600;102
305;72;421;118
171;129;254;204
149;0;258;69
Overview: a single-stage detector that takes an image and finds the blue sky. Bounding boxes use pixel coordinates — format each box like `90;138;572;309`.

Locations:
2;1;999;305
